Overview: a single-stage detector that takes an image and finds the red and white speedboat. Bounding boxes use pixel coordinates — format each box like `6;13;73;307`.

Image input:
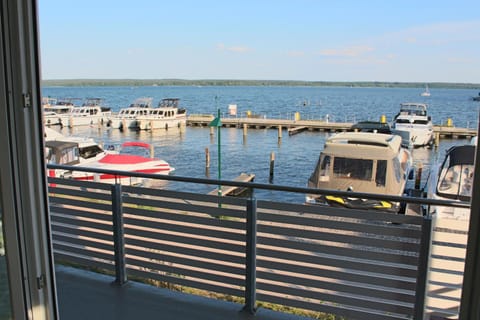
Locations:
45;131;174;185
72;142;174;185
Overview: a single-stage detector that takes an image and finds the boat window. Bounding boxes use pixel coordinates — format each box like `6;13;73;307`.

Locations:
413;120;429;125
375;160;387;186
396;119;411;124
393;158;402;183
333;157;372;181
79;145;104;159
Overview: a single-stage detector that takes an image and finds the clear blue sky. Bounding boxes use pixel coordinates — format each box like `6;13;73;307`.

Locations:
39;0;480;83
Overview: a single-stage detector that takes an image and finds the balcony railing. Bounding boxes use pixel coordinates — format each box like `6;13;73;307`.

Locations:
46;164;470;320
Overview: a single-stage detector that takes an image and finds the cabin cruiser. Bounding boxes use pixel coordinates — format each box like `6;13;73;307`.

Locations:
134;98;187;130
107;97;154;130
306;132;412;212
427;144;475;220
43;98;78;126
67;98;112;127
391;102;434;148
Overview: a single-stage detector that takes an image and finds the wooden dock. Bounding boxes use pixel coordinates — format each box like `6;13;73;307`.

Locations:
208;173;255;196
187;115;478;140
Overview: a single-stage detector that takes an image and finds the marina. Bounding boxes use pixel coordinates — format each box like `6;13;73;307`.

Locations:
42;85;480;204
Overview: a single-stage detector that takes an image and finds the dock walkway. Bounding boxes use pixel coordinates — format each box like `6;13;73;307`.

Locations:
187;115;477;140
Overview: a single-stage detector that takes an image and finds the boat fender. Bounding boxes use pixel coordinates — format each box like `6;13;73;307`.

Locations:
325;195;345;204
373;201;392;209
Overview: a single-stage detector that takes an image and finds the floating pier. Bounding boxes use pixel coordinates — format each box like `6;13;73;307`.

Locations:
187;115;477;140
208;173;255;196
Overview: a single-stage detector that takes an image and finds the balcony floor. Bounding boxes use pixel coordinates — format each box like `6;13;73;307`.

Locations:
55;265;309;320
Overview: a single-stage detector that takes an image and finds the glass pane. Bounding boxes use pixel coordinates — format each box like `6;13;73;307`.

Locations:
0;194;13;320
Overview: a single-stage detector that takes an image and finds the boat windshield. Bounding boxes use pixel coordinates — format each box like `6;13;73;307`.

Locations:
438;164;474;199
333;157;373;181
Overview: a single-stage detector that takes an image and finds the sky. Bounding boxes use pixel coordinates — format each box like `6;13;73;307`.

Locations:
38;0;480;83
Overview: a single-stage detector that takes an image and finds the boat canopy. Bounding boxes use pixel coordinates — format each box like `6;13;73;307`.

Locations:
444;145;475;168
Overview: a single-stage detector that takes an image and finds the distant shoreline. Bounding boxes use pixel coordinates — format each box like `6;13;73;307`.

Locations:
41;79;480;89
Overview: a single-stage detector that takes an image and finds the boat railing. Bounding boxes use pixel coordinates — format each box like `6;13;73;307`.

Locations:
46;163;470;320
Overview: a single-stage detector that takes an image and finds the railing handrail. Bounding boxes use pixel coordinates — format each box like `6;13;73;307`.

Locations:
46;163;470;208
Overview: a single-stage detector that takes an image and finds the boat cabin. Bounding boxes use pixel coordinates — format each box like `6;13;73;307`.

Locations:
307;132;412;211
45;140;80;165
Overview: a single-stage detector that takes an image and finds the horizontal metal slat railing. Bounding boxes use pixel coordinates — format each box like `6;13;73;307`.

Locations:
46;164;470;319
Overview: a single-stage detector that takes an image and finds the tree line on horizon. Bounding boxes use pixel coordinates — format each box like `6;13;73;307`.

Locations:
41;79;480;89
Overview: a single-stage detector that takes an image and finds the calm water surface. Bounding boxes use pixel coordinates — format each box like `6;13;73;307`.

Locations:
43;86;480;203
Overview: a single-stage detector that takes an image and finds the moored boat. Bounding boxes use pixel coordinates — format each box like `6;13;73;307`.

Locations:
427;144;475;220
135;98;187;130
306;132;413;212
43;98;79;126
67;98;112;127
107;97;154;130
45;129;174;185
391;102;434;148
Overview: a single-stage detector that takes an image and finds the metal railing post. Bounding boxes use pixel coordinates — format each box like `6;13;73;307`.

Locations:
414;215;432;319
111;183;127;285
243;197;257;314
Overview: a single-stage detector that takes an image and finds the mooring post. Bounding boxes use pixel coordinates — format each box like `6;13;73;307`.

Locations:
278;125;282;141
415;163;423;190
269;152;275;183
205;147;210;168
243;123;248;144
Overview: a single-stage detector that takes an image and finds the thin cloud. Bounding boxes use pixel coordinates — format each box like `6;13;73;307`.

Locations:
287;50;305;57
216;43;252;53
396;20;480;44
318;45;375;57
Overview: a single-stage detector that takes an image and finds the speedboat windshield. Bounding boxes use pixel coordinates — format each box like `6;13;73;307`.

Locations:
437;145;475;201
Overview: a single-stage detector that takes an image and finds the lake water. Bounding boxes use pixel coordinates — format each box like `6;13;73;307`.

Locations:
42;85;480;202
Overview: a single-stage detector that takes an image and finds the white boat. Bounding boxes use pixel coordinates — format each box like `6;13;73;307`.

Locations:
45;134;174;186
43;98;78;126
420;84;431;97
391;102;434;148
306;132;413;212
107;97;154;130
427;144;475;220
67;98;112;127
135;98;187;130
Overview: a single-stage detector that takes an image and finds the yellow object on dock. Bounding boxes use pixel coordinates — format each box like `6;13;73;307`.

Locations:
380;114;387;123
294;112;301;121
446;118;453;127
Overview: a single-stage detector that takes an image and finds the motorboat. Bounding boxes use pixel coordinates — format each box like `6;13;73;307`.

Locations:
420;84;431;97
473;92;480;101
43;98;78;126
45;127;112;164
67;98;112;127
46;137;174;186
391;102;434;148
107;97;154;130
134;98;187;130
306;132;413;212
427;144;475;220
